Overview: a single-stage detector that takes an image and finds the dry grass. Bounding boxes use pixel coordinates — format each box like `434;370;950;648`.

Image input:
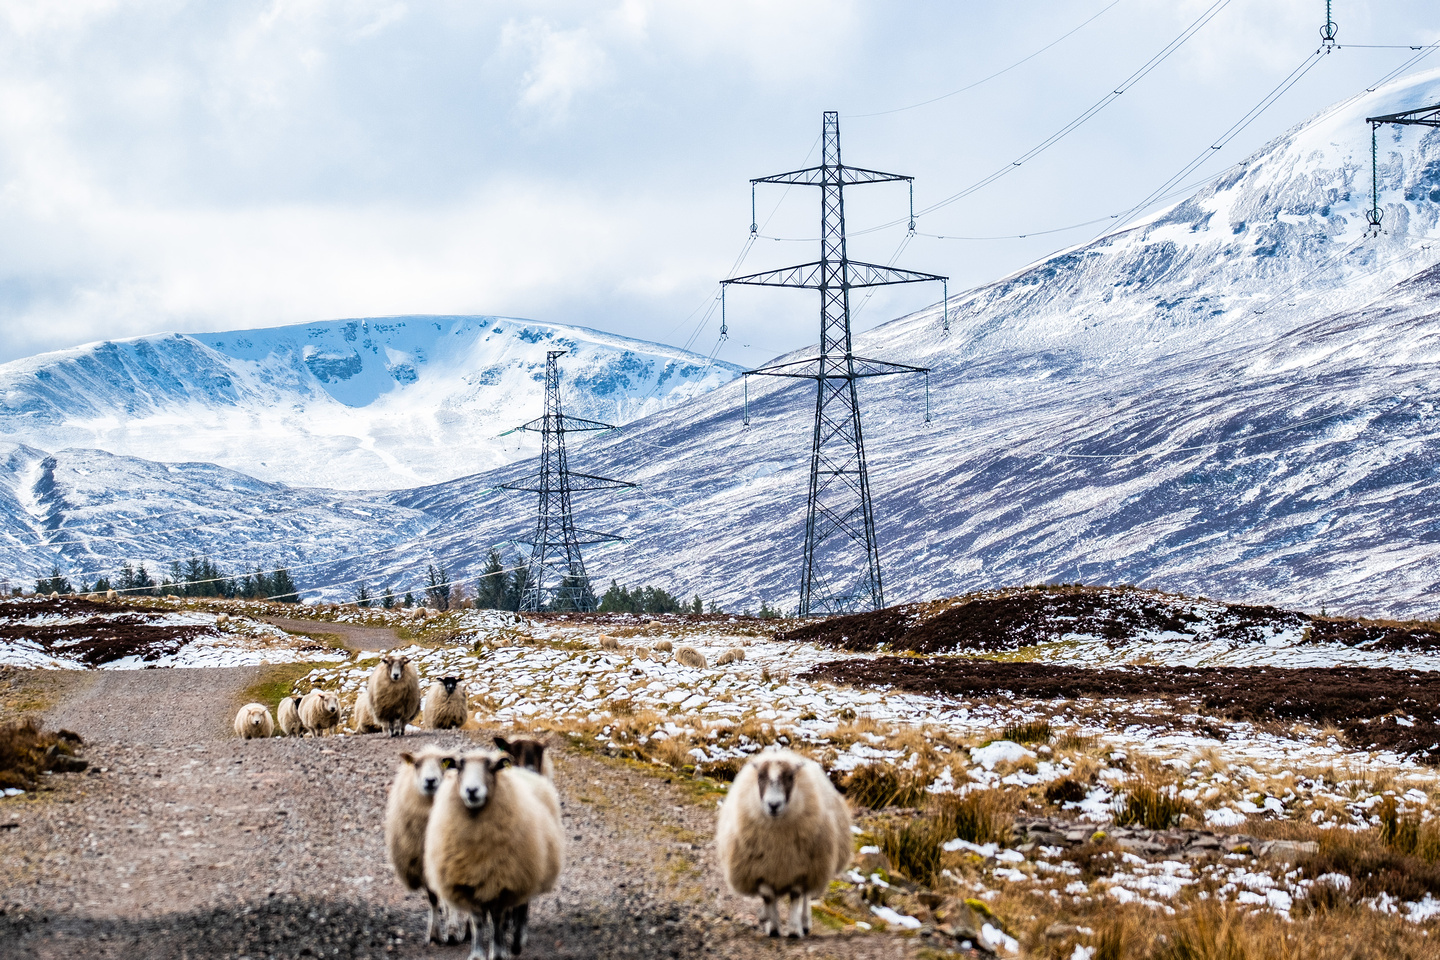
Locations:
1002;719;1053;744
1113;782;1195;830
872;788;1016;886
0;717;84;790
843;762;931;809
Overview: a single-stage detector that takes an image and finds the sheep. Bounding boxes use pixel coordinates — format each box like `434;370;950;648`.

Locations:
652;639;673;653
424;677;468;730
277;695;304;736
494;736;554;780
216;613;230;627
367;654;422;737
716;647;746;666
352;688;383;734
715;749;852;939
233;703;274;739
424;748;564;960
385;746;467;944
105;589;118;600
299;689;341;737
599;634;620;651
674;645;706;669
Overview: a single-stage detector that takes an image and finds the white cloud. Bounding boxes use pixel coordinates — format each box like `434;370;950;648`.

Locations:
499;17;612;122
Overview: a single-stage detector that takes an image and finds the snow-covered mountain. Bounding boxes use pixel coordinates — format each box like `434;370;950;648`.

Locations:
0;316;741;490
4;72;1440;618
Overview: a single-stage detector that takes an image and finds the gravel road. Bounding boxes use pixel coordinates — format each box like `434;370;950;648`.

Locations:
260;617;399;653
0;663;915;960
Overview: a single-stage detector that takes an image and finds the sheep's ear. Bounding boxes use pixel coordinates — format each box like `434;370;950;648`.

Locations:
490;755;511;772
400;752;416;766
493;736;511;753
440;756;458;770
452;757;466;771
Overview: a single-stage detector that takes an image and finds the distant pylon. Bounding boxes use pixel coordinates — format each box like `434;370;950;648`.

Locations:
500;350;633;612
723;111;947;616
1364;101;1440;237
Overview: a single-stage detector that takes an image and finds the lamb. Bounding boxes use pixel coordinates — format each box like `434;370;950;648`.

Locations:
652;639;673;653
494;736;554;780
352;689;383;734
385;746;466;944
299;689;341;737
716;647;745;666
233;702;274;739
424;748;564;960
674;645;706;669
277;695;304;736
598;634;620;651
715;749;852;939
424;677;469;730
367;654;422;737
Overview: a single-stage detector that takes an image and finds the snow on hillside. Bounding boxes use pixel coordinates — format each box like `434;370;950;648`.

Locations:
0;316;740;490
3;74;1440;618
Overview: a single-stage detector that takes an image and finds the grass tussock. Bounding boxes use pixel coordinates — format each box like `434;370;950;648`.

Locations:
873;789;1015;886
0;717;84;790
1001;719;1052;744
842;762;930;809
1113;782;1194;830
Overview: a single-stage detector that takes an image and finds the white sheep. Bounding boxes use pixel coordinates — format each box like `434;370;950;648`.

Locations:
424;748;564;960
423;677;468;730
599;634;620;651
105;589;118;600
674;645;706;669
716;647;745;666
216;613;230;627
367;654;422;737
652;639;673;653
299;689;341;737
277;695;304;736
385;746;466;944
352;688;383;734
715;749;852;939
233;702;274;739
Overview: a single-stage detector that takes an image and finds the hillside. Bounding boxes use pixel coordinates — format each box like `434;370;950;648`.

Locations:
0;315;741;490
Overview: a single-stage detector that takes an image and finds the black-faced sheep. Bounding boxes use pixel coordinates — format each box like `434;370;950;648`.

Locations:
715;749;852;938
424;749;564;960
352;689;382;734
385;747;466;944
277;695;304;736
424;677;468;730
494;736;554;780
367;654;421;737
674;645;706;669
233;702;274;739
716;647;745;666
299;690;341;737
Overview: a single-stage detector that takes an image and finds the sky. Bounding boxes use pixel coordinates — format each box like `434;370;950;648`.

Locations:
1;0;1438;367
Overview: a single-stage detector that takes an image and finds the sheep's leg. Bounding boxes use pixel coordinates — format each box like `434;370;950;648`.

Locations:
798;889;812;937
467;909;492;960
786;890;805;939
757;883;780;937
509;902;529;955
445;901;471;944
425;889;443;944
489;904;511;960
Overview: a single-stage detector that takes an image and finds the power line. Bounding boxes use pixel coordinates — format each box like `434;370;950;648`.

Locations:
846;0;1125;119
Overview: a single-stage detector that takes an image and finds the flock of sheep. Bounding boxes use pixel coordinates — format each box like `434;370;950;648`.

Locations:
230;648;856;959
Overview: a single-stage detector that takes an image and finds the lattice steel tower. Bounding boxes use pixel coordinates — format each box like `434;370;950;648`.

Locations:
501;350;632;612
723;111;947;615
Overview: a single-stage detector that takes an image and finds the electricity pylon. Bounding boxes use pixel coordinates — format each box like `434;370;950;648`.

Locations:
1364;102;1440;236
723;111;947;616
501;350;633;612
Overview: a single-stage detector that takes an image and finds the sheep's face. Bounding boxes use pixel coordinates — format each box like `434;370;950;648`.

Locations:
382;655;410;682
440;677;461;696
403;750;449;798
455;751;509;811
245;707;265;728
320;692;339;716
755;759;799;819
494;736;546;774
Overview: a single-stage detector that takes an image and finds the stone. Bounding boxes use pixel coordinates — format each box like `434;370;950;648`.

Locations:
1261;840;1318;863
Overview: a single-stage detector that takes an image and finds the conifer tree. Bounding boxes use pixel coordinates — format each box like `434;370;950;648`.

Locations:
381;586;395;609
403;591;415;608
271;567;299;604
476;550;509;610
425;564;452;612
506;562;531;612
355;581;371;608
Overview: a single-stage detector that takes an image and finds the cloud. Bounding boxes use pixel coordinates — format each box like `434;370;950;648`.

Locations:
499;17;612;122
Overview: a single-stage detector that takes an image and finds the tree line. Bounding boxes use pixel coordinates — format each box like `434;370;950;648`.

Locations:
33;557;300;603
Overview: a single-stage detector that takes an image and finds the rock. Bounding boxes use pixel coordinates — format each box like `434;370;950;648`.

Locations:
1261;840;1318;863
1045;922;1081;939
854;849;892;874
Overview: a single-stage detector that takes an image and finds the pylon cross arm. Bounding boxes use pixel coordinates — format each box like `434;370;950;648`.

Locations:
752;164;913;186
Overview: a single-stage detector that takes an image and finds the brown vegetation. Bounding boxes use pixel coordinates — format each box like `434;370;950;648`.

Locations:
0;717;86;790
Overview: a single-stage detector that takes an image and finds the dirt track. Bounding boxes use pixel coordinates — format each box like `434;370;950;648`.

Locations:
260;616;400;653
0;661;912;960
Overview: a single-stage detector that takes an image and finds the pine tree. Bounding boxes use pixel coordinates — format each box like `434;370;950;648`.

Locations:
35;566;73;595
403;591;415;608
690;594;703;615
506;562;531;612
133;564;156;596
425;564;452;612
356;581;371;608
476;550;509;610
381;586;396;609
271;567;299;604
93;576;112;594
